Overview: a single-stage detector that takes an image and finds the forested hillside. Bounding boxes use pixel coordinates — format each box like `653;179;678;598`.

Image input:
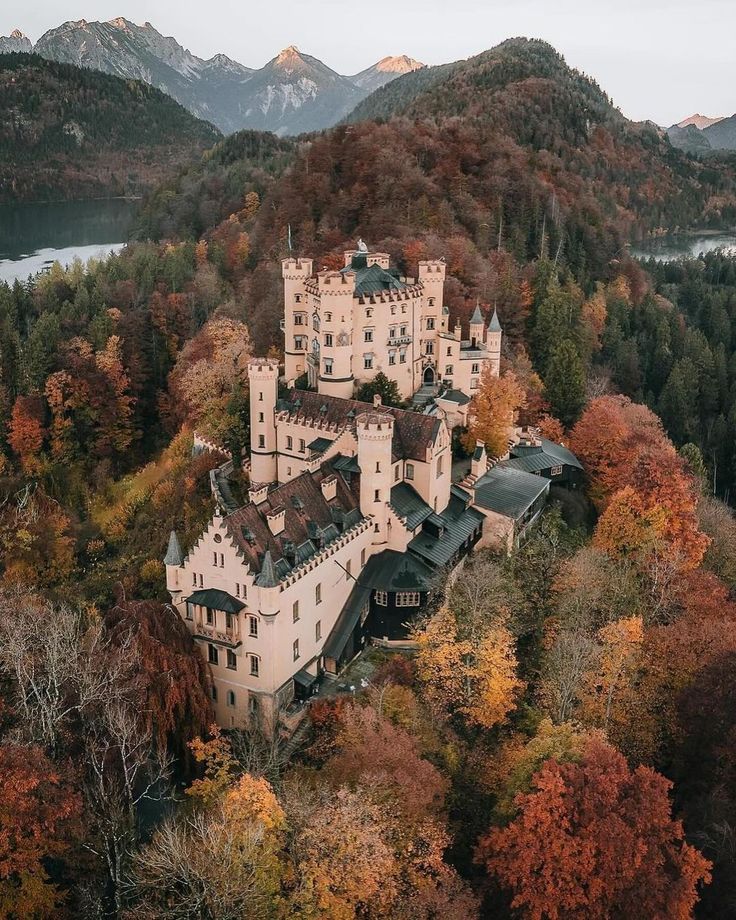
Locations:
2;33;736;918
0;53;221;201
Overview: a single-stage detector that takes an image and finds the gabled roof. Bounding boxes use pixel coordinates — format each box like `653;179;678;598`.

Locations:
508;437;582;472
390;482;433;530
224;461;362;584
360;550;434;591
408;494;485;568
164;530;184;566
281;389;441;462
473;466;550;520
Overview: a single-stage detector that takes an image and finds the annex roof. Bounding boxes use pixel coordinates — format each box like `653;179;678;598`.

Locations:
390;482;433;530
473;465;550;520
408;495;485;568
508;437;582;471
186;588;245;614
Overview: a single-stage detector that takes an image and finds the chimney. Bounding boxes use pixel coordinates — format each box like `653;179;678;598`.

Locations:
266;505;286;536
321;475;338;502
248;484;269;505
373;393;382;408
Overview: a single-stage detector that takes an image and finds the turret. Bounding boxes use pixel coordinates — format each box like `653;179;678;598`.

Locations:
487;307;502;377
282;257;313;382
469;301;484;348
164;530;185;604
248;359;279;485
356;404;394;546
418;260;446;320
316;269;356;399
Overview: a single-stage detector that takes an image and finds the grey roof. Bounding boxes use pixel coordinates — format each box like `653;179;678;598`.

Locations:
473;466;550;520
254;549;279;588
164;530;184;566
470;302;484;325
509;437;582;471
390;483;433;530
408;496;484;567
438;388;471;406
360;550;434;592
333;454;361;474
342;255;407;297
488;307;502;332
186;588;245;614
307;436;333;454
323;579;371;660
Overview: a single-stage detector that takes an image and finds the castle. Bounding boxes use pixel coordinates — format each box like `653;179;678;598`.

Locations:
164;246;571;733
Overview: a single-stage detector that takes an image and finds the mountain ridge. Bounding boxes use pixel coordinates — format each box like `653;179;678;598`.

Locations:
2;19;424;135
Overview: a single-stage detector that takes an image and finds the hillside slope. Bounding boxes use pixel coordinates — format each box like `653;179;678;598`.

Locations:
0;53;221;202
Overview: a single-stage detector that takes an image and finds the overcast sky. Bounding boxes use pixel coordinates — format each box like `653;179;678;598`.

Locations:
2;0;733;125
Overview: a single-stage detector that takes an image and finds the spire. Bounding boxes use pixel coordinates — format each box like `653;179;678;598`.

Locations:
164;530;184;566
470;299;484;325
488;307;502;332
255;549;279;588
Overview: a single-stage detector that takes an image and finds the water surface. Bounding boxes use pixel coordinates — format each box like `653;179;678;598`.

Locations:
631;232;736;262
0;199;138;284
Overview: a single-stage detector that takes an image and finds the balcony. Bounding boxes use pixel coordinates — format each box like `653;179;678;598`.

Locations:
387;334;412;347
194;620;242;648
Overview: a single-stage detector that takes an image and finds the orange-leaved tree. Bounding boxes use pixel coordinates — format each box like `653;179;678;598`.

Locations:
478;737;711;920
464;367;527;458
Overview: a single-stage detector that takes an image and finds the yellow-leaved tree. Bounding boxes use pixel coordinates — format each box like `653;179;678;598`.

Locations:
464;368;527;457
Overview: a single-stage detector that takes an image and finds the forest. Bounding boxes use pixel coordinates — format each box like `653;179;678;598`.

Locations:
1;32;736;919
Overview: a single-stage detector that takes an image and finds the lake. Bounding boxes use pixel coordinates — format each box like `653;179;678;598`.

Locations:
0;199;138;284
631;232;736;262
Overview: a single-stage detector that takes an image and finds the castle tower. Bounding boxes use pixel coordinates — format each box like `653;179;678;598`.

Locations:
418;260;446;321
487;307;502;377
164;530;185;604
469;301;485;348
282;257;313;383
356;406;394;546
317;269;356;400
248;359;279;485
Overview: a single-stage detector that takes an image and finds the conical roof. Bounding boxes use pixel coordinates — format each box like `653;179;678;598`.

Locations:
488;307;502;332
255;549;279;588
470;301;484;325
164;530;184;566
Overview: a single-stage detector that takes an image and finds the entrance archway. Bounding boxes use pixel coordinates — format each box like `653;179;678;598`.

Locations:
423;365;435;385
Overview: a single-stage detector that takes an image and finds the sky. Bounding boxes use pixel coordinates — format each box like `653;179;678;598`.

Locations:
1;0;733;125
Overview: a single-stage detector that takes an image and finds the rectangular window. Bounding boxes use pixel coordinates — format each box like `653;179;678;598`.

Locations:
213;552;217;566
206;609;214;626
375;590;388;606
293;639;300;661
235;583;240;597
396;592;421;607
374;489;380;502
550;465;563;476
346;559;352;579
406;463;414;480
425;341;434;355
294;313;304;325
394;465;399;481
193;572;197;585
325;312;332;322
211;685;218;702
258;412;264;423
364;329;373;343
364;356;373;370
366;308;373;319
388;352;396;365
437;456;444;478
249;696;259;714
399;350;407;364
472;363;480;374
324;333;333;347
471;378;479;390
293;600;300;622
426;317;435;330
199;574;203;587
315;583;322;605
227;649;237;670
445;366;453;376
226;690;236;707
220;553;224;567
249;616;258;637
324;358;333;375
389;327;397;339
250;656;259;677
447;346;452;356
286;436;293;450
295;294;302;303
316;620;322;641
428;297;435;307
225;612;233;630
258;435;265;449
361;548;366;566
208;644;219;665
400;325;407;336
186;602;194;620
299;439;306;453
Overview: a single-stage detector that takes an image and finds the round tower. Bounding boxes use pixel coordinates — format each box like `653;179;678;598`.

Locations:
356;408;394;547
317;269;356;399
487;308;503;377
282;257;313;382
248;359;279;485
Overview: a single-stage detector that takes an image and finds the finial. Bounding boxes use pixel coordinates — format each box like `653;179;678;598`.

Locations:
357;238;368;253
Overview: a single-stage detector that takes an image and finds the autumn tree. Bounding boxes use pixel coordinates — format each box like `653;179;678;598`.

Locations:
0;744;81;919
478;738;711;920
7;395;46;471
464;367;527;457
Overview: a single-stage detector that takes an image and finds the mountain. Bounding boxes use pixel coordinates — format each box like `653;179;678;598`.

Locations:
349;55;424;94
667;123;713;155
702;115;736;150
0;53;221;202
5;19;421;136
0;29;32;53
678;114;724;130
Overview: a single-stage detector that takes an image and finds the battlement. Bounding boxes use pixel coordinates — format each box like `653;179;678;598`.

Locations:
248;358;279;378
317;269;356;290
282;257;313;279
356;412;395;436
418;260;447;279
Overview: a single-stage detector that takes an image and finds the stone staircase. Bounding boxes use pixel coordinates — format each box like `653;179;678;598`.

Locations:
412;383;439;409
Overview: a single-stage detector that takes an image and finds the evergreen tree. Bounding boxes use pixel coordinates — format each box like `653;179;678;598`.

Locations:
543;340;586;427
